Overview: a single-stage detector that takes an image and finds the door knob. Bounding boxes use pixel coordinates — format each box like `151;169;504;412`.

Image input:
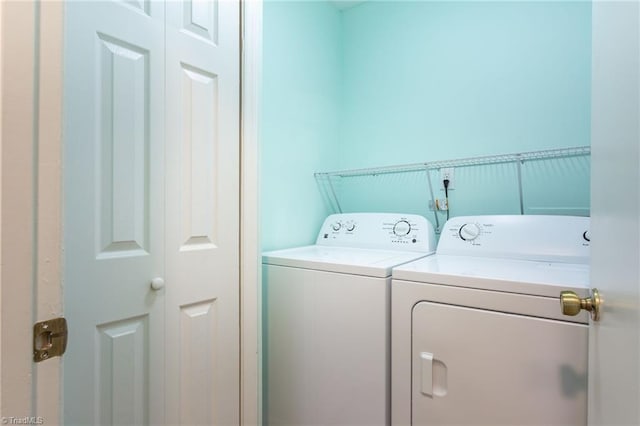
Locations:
560;288;601;321
150;277;165;291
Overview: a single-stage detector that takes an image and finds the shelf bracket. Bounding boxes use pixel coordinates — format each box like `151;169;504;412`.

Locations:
425;168;440;233
516;156;524;215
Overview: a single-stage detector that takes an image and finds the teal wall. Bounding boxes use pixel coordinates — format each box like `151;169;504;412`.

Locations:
261;0;342;251
262;1;592;248
340;1;592;167
336;1;591;224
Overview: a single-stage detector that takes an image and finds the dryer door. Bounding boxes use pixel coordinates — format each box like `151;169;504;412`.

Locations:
412;302;588;425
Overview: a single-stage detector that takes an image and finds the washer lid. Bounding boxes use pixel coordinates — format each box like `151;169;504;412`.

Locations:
392;254;589;297
263;245;432;278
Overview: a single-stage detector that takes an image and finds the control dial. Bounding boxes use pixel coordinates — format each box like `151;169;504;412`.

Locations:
393;220;411;236
459;223;481;241
346;223;356;232
332;222;341;232
583;231;590;242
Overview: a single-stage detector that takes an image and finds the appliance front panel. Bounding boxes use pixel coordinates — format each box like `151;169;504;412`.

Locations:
411;301;588;425
264;264;390;426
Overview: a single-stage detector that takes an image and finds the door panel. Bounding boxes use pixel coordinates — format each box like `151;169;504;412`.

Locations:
178;64;219;249
179;300;219;423
589;2;640;424
96;33;150;258
165;0;241;424
182;0;219;43
97;317;149;425
63;2;165;424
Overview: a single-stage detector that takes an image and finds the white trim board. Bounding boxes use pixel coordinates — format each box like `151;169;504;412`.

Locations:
1;0;39;418
241;0;263;424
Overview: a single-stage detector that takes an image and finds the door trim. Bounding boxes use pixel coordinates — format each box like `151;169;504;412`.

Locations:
1;0;64;422
240;1;263;425
0;1;261;424
33;1;64;422
1;0;39;418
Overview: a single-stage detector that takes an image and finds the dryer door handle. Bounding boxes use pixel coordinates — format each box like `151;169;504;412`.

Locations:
420;352;434;397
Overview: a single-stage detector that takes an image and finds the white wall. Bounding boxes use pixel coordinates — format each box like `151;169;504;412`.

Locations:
338;1;592;221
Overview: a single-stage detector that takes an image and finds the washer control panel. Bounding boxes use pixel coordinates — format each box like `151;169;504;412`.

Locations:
437;215;590;264
317;213;436;253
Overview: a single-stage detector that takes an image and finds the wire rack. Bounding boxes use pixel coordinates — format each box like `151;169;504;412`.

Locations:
314;146;591;232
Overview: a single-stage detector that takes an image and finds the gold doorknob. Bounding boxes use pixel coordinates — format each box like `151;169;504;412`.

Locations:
560;288;601;321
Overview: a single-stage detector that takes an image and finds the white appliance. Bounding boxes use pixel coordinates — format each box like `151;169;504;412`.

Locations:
391;215;590;426
263;213;437;426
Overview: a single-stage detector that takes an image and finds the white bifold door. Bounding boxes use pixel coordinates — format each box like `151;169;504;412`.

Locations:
63;1;240;424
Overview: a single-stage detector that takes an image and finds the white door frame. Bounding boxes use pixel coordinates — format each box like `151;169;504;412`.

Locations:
241;1;263;424
1;0;41;418
0;1;262;424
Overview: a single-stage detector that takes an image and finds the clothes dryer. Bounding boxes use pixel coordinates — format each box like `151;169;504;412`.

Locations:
263;213;436;426
391;215;590;426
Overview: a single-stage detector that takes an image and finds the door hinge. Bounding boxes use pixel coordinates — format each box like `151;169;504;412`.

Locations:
33;317;68;362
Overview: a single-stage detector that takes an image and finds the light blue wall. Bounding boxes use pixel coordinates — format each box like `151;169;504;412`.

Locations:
261;0;342;251
341;1;592;165
262;1;592;248
336;1;592;223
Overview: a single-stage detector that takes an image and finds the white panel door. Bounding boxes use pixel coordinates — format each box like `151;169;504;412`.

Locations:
164;1;241;425
412;302;588;426
63;1;166;425
588;1;640;425
64;1;240;424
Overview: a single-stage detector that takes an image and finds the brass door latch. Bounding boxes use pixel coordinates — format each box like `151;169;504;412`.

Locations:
33;317;68;362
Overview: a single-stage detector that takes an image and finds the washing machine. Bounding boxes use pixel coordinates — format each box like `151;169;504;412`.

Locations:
263;213;437;426
391;215;590;426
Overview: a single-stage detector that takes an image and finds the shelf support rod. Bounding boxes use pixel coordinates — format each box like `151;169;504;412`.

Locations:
516;156;524;215
425;168;441;233
326;176;343;213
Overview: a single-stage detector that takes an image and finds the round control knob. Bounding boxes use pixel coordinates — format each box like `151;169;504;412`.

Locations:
583;231;590;242
346;223;356;232
459;223;481;241
393;220;411;236
150;277;165;291
332;222;341;231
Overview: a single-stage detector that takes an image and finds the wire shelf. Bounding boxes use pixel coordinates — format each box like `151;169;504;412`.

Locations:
314;146;591;233
314;146;590;178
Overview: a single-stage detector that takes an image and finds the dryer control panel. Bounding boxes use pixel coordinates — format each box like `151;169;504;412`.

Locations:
437;215;590;264
316;213;436;253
